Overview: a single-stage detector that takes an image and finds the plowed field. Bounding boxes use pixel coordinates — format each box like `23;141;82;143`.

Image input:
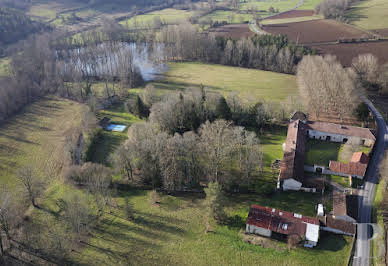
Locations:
262;19;371;44
209;24;254;39
310;41;388;66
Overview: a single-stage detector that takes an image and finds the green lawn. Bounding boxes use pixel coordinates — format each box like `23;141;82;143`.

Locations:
0;96;85;189
120;8;195;28
91;103;141;165
305;140;371;166
305;140;342;166
261;15;322;25
146;62;298;103
330;175;351;188
346;0;388;30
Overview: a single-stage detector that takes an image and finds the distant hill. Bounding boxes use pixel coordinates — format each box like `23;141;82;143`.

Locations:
0;8;50;47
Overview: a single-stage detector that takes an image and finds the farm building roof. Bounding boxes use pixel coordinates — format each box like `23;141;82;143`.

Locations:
351;152;369;164
279;120;306;182
305;121;376;141
246;205;319;240
329;160;368;177
333;191;359;220
325;215;356;235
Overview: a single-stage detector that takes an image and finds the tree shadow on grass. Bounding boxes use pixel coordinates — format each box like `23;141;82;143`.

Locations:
227;215;246;229
345;6;369;24
91;131;126;165
315;232;348;252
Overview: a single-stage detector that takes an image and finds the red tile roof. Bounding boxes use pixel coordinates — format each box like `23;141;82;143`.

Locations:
329;160;368;177
333;190;347;217
279;120;306;181
305;121;375;141
246;205;319;237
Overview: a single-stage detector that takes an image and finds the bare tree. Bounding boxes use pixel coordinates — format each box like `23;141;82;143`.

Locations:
199;120;235;183
16;166;43;207
62;191;93;242
297;55;360;121
351;54;380;90
0;191;17;255
110;144;135;181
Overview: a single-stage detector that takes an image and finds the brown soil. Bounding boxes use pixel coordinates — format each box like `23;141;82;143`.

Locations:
265;10;315;20
371;28;388;37
309;41;388;67
262;19;371;44
209;24;254;39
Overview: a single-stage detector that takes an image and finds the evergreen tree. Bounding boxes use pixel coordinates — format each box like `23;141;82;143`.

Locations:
216;96;232;120
133;95;149;118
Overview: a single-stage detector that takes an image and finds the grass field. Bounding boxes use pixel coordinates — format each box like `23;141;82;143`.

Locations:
0;96;85;189
34;181;351;266
297;0;322;10
120;8;195;28
4;99;350;265
91;104;141;165
0;57;10;76
261;15;321;25
199;10;253;24
346;0;388;30
241;0;300;12
146;62;298;102
28;3;59;20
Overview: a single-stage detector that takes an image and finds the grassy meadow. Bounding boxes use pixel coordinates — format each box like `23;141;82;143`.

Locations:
261;15;322;25
346;0;388;30
297;0;322;10
199;10;253;24
92;104;141;165
240;0;300;12
33;182;351;266
0;96;85;189
145;62;298;102
120;8;195;28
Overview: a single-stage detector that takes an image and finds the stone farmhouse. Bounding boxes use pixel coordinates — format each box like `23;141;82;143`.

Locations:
277;112;376;192
246;204;356;248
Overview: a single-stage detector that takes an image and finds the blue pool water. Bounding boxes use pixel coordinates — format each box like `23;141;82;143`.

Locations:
107;124;127;132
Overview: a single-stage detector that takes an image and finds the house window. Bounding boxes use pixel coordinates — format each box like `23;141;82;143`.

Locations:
316;167;323;174
360;139;365;146
326;136;331;141
343;138;348;143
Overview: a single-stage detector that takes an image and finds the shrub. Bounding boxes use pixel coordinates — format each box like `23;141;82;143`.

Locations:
355;102;370;121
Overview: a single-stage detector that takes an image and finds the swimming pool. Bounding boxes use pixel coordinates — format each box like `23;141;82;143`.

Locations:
107;124;127;132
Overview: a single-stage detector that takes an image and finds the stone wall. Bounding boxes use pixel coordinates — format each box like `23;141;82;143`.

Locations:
246;224;272;237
